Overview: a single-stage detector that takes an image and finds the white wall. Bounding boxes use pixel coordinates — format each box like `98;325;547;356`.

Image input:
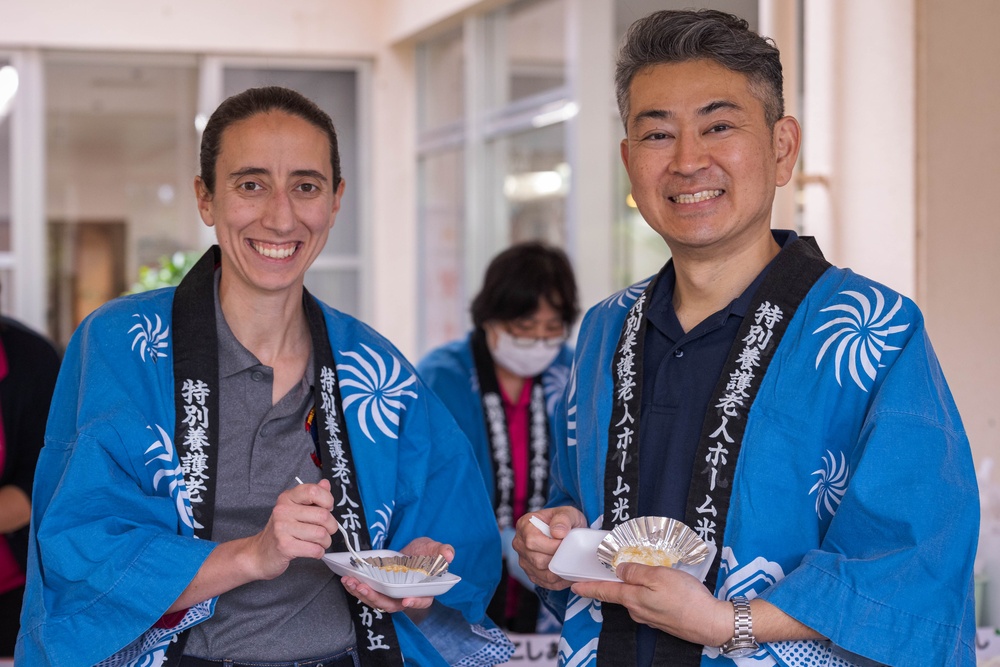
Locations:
918;0;1000;468
0;1;383;56
382;0;500;44
800;0;916;297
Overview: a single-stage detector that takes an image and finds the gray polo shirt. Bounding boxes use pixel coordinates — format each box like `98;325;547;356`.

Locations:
184;276;355;661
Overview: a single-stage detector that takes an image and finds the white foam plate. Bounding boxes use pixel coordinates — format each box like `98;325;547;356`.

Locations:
547;528;716;583
548;528;618;582
323;549;461;598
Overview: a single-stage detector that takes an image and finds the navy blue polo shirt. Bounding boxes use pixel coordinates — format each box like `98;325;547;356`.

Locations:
635;230;796;665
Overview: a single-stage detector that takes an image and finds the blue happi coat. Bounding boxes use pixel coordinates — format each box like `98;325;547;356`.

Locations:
548;245;978;666
417;332;573;507
17;284;513;667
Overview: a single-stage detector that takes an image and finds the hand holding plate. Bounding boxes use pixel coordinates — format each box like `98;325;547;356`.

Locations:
571;563;731;646
512;506;587;590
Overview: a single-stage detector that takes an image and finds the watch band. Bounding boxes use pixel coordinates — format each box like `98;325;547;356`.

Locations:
720;595;760;657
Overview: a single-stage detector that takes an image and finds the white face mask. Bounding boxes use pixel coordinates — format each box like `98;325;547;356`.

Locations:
489;328;562;378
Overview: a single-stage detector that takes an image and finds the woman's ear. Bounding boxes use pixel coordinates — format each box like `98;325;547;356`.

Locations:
194;176;215;227
329;178;346;229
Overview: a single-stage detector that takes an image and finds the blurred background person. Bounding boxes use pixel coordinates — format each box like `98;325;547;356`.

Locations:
418;242;579;633
0;282;60;656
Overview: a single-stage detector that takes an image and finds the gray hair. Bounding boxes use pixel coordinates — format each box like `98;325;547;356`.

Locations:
615;9;784;130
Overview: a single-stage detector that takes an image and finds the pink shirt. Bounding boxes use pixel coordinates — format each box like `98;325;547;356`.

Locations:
501;378;533;521
0;338;26;594
500;378;534;618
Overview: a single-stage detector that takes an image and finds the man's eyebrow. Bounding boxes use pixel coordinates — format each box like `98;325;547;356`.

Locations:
632;100;743;128
632;108;673;125
700;100;744;115
630;99;744;127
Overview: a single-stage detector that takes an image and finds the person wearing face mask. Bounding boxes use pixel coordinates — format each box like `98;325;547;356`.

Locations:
417;242;579;634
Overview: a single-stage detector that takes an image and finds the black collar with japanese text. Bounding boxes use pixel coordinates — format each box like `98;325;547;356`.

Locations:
167;246;403;667
597;238;830;666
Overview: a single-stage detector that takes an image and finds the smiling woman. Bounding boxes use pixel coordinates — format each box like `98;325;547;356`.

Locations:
17;87;513;667
196;110;345;336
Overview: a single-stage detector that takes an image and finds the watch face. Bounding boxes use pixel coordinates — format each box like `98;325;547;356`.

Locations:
721;646;759;658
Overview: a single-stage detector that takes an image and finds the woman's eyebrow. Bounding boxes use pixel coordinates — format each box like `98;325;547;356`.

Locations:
228;167;328;182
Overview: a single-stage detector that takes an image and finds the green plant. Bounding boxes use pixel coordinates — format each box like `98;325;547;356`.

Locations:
126;251;200;294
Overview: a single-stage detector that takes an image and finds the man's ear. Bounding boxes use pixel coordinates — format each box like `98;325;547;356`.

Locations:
620;137;631;176
773;116;801;188
194;176;214;227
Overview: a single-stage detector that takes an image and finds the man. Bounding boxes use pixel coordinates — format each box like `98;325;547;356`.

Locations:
512;9;977;667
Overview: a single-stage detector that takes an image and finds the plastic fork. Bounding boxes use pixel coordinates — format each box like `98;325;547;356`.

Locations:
295;477;369;569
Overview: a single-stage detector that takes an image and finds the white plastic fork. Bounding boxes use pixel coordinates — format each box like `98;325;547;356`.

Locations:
296;477;368;568
529;515;554;538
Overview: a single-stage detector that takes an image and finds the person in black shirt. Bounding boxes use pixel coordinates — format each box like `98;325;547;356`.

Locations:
0;306;60;656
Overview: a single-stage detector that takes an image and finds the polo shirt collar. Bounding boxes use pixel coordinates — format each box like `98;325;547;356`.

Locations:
646;229;800;337
211;270;315;388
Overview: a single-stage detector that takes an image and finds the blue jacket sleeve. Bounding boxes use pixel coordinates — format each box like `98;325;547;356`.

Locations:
757;326;978;666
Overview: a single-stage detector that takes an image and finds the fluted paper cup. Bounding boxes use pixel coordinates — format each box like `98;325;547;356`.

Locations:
596;516;708;575
350;553;451;584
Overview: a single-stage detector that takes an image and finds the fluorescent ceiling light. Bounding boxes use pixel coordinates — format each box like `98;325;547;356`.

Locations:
504;162;571;202
0;66;19;119
531;101;578;128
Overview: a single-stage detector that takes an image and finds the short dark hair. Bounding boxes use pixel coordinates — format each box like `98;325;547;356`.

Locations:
470;242;579;330
199;86;342;195
615;9;784;129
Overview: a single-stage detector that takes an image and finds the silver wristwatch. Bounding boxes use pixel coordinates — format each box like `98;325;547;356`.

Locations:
719;596;760;658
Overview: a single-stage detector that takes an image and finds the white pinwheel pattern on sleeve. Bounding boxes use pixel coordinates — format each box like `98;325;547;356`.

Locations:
129;314;169;363
369;502;395;549
565;363;578;449
542;364;570;414
599;279;651;310
144;424;198;530
809;450;850;519
813;287;910;391
337;344;417;442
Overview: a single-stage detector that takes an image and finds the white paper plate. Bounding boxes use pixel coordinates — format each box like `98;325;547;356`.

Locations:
548;528;716;583
548;529;618;582
323;549;461;598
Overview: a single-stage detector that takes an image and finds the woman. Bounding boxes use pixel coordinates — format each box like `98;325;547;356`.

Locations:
17;87;512;667
417;243;579;633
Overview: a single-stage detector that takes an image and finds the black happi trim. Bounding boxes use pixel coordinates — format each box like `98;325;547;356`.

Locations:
597;239;830;666
166;247;403;667
683;238;829;603
165;246;222;663
598;276;656;667
303;293;404;667
470;329;549;531
171;245;221;538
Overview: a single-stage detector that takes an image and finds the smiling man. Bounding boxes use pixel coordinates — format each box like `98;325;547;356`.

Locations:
512;9;978;667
